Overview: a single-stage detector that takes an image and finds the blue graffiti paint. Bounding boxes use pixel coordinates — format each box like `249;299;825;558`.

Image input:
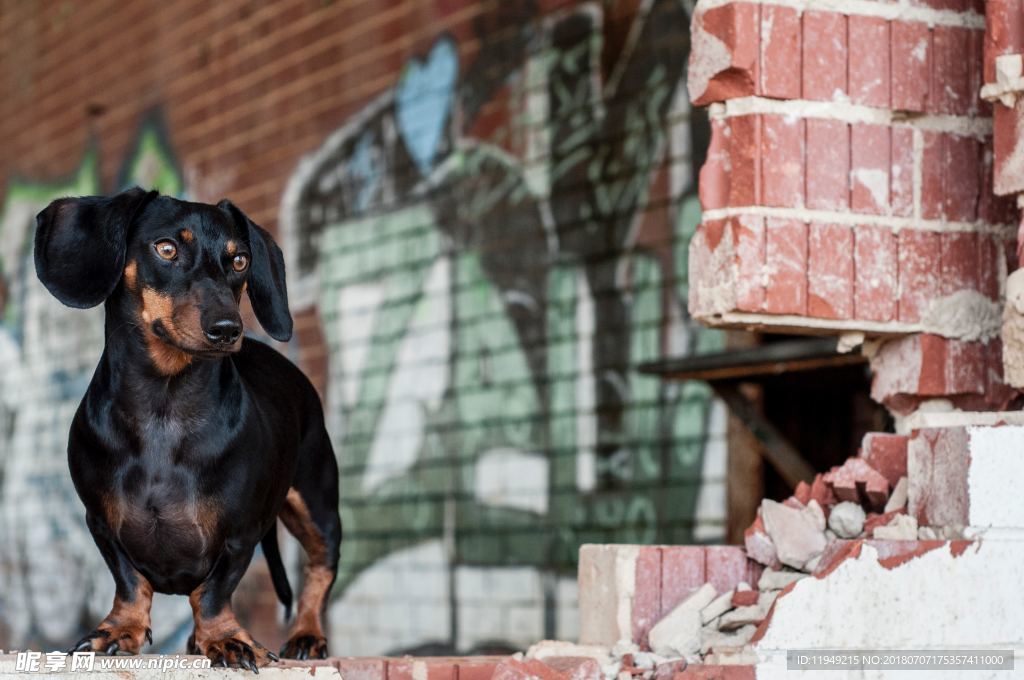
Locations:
395;37;458;176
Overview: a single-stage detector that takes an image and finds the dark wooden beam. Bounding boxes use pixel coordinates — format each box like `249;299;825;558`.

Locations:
711;381;816;488
638;337;865;382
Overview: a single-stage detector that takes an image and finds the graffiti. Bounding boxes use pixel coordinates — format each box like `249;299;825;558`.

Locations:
0;110;187;650
281;0;722;652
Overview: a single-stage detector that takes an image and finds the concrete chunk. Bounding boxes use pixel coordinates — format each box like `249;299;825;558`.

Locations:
758;568;807;591
885;476;909;513
828;501;866;539
761;499;827;569
873;513;918;540
647;583;715;657
700;589;734;624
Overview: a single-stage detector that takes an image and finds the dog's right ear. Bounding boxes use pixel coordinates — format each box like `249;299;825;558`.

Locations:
34;187;157;309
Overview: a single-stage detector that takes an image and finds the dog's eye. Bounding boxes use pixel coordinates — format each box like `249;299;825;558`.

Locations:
154;241;177;260
232;254;249;272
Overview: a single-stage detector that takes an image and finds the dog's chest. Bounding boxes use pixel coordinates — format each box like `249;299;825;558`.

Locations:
106;415;222;586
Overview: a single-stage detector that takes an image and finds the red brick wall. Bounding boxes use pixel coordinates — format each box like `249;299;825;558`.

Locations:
687;0;1020;416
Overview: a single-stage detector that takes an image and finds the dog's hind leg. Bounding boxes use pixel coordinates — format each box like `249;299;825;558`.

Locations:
279;424;342;660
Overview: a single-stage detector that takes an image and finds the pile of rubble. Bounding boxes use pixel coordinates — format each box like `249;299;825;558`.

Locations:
744;433;963;576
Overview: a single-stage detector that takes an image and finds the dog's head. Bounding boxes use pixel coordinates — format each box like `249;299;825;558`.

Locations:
34;188;292;371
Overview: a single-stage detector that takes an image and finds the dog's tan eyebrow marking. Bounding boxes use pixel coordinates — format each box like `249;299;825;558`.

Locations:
225;240;237;255
180;229;195;243
123;260;138;290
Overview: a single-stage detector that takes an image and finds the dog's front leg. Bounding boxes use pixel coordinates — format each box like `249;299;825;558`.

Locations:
187;540;277;671
71;514;154;655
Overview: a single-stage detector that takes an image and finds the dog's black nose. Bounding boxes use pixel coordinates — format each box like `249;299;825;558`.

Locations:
204;318;242;345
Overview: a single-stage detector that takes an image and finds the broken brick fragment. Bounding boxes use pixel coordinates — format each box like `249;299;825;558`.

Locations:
823;457;890;511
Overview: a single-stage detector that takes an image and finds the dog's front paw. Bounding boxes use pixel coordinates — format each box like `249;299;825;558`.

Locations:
280;633;328;660
201;635;277;672
71;623;152;655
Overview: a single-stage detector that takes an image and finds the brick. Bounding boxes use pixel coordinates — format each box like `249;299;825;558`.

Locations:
979;137;1017;224
689;2;760;105
389;659;456;680
823;457;890;511
993;102;1024;196
493;658;600;680
897;230;942;323
802;11;847;101
854;225;898;322
977;234;1001;301
985;0;1024;84
676;665;755;680
848;16;889;107
699;118;729;211
810;474;837;518
890;127;915;217
945;339;988;396
632;546;662;648
704;545;761;594
731;590;759;607
759;4;800;99
760;114;803;208
334;658;387;680
727;115;761;207
808;222;853;319
764;218;807;315
661;546;706;615
733;215;766;312
869;335;996;414
851;125;890;215
931;26;973;115
578;545;639;645
907;427;970;526
805;119;849;211
891;21;931;112
860;433;909;489
921;132;944;219
943;136;980;222
457;660;505;680
793;481;811;506
940;231;979;295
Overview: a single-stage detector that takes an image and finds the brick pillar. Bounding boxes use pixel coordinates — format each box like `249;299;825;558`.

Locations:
688;0;1019;416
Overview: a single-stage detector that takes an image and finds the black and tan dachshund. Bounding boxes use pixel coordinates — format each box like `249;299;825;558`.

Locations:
34;188;342;670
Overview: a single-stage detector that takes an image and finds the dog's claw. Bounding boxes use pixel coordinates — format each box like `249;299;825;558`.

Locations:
267;651;280;662
145;628;153;646
105;642;120;656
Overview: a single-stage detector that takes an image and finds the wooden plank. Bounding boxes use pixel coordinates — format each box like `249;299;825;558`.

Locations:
638;337;864;382
711;381;816;489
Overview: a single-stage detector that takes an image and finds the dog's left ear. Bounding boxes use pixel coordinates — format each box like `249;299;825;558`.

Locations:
219;200;293;342
35;187;157;309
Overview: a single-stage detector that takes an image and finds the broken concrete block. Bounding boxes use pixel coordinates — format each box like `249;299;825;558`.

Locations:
761;499;827;569
744;514;781;568
647;583;715;657
700;589;734;624
758;568;807;591
873;513;919;540
700;624;757;655
718;605;764;631
864;509;905;537
885;476;909;512
828;501;867;538
758;590;779;611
